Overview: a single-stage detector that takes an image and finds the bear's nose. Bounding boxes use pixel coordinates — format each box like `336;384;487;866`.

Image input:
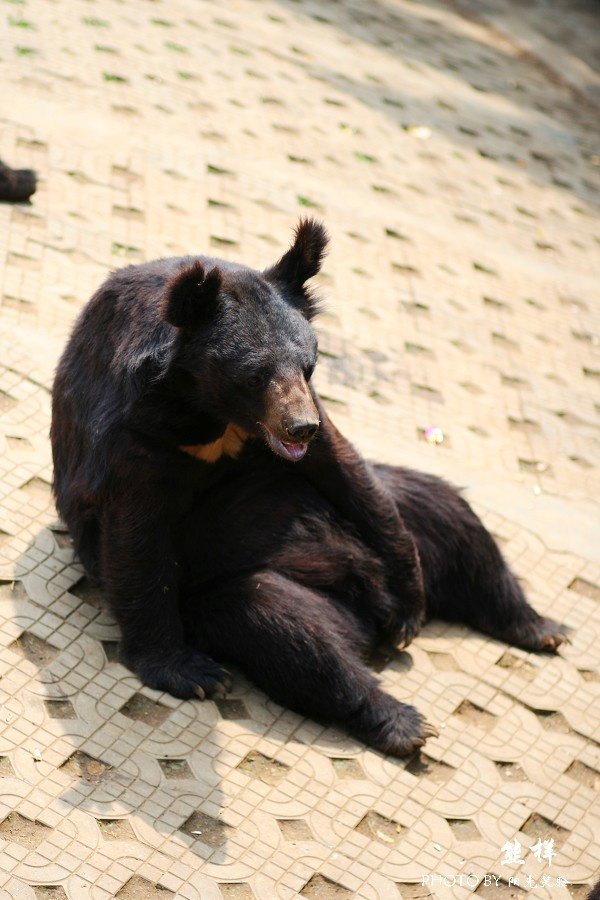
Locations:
285;420;319;442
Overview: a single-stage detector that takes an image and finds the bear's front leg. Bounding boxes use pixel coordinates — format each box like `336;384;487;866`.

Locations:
299;394;425;650
100;490;231;700
188;569;437;757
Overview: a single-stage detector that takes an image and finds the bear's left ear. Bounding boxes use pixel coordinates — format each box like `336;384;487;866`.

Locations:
161;260;222;329
264;218;329;289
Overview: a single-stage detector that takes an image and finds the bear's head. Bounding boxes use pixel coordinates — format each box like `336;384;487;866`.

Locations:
161;218;328;462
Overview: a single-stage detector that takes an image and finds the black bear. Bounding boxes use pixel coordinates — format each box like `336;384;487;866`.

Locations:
0;158;37;202
51;219;566;757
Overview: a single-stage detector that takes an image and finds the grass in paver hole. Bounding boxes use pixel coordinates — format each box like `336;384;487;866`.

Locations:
473;260;498;275
97;818;136;841
372;183;396;194
103;72;128;83
210;235;239;247
82;16;108;27
157;758;193;779
385;227;409;239
14;45;35;55
8;14;34;27
112;204;144;221
296;194;321;209
207;163;234;175
112;241;141;255
214;698;249;719
331;757;365;778
391;261;420;274
212;16;235;28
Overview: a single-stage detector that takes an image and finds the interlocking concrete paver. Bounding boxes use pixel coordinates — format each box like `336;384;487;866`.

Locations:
1;0;599;896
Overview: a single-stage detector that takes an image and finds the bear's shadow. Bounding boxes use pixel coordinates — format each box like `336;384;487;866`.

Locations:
8;524;434;870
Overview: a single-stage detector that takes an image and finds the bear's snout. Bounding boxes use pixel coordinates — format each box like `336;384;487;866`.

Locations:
260;376;320;462
285;419;319;442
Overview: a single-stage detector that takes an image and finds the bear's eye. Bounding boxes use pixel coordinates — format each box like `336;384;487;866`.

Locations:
247;373;264;389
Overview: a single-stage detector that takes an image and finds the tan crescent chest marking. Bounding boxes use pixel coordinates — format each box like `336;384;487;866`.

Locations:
180;424;249;463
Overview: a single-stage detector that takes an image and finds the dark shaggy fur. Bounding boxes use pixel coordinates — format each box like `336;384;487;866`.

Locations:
51;219;566;756
0;158;37;202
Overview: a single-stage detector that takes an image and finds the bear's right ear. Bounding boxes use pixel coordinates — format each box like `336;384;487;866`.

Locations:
161;260;222;329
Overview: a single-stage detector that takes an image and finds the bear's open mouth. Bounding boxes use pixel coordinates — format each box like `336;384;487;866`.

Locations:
263;430;309;462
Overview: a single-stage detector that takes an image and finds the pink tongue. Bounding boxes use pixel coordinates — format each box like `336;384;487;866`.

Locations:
281;441;307;460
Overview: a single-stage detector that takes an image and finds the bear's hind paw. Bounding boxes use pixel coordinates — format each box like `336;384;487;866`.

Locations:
504;616;568;654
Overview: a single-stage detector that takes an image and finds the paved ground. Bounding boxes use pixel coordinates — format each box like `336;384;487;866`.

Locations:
0;0;599;897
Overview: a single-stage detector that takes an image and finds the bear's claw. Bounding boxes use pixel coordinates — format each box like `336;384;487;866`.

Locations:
392;610;426;651
122;643;231;701
422;721;440;739
503;616;568;654
349;691;436;758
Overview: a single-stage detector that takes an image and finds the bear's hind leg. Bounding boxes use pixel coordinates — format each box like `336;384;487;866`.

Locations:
458;556;567;653
376;466;567;653
183;570;436;757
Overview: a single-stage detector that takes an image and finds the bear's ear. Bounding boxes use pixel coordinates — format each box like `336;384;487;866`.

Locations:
161;260;222;329
264;218;329;289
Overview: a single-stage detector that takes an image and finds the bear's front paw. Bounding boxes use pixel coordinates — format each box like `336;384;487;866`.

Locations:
122;643;232;701
349;690;437;758
395;609;426;650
